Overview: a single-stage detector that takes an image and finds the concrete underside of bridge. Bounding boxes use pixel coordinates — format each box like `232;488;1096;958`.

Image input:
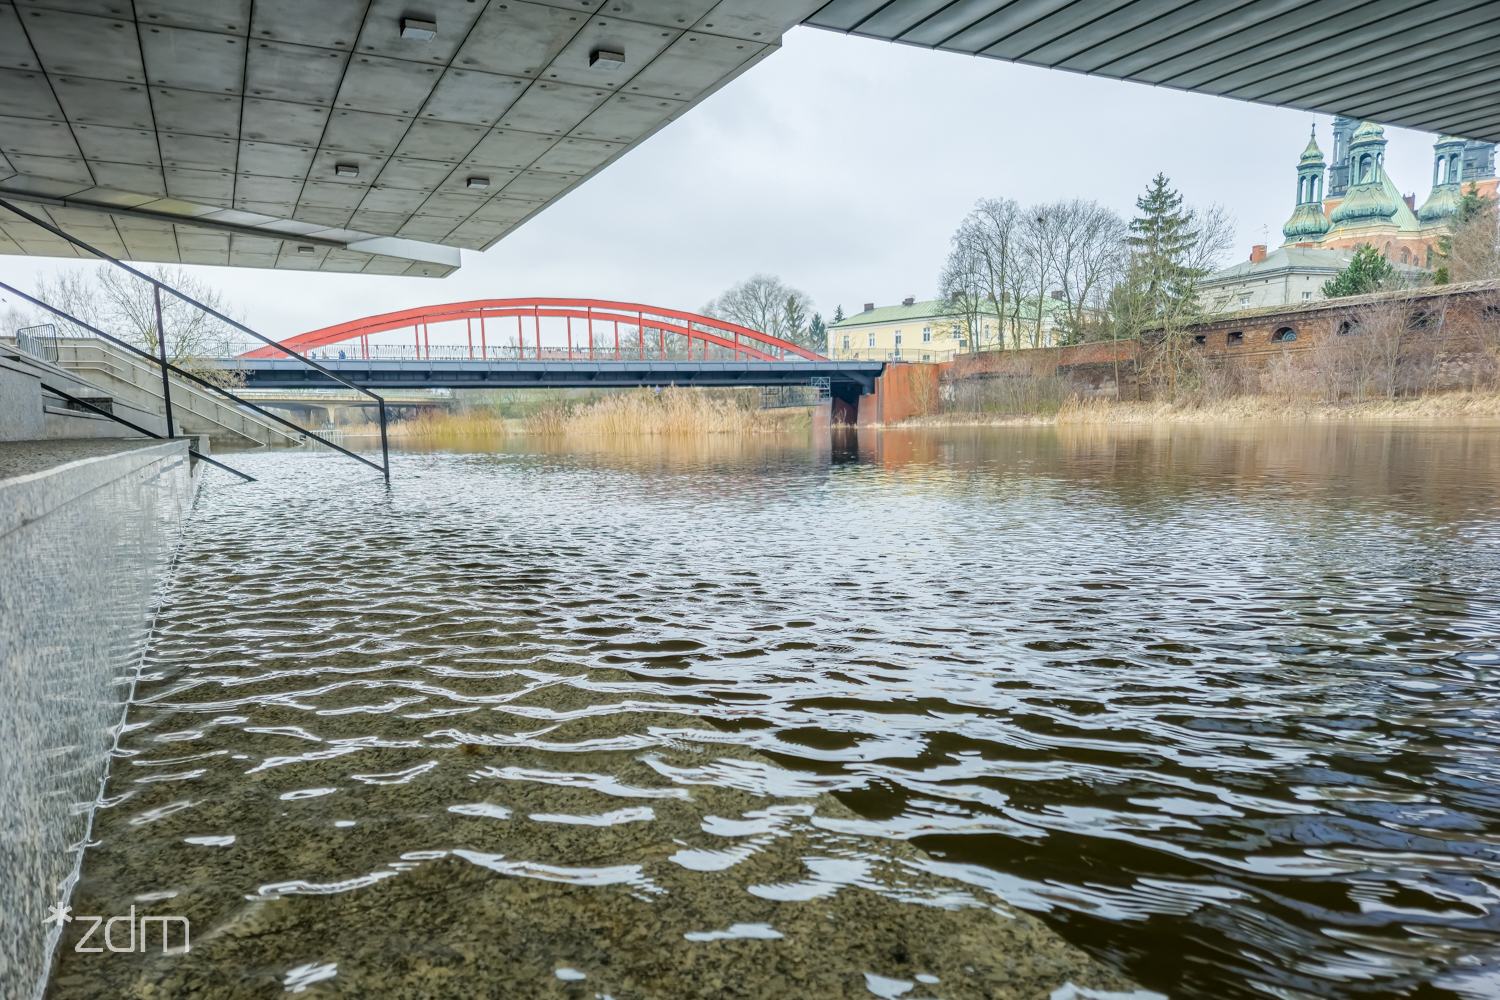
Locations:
235;357;883;398
4;1;1500;278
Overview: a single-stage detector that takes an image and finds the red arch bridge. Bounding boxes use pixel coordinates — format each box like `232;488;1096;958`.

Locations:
231;298;884;403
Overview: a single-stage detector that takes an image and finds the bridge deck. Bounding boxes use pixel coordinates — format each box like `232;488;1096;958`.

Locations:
232;358;886;395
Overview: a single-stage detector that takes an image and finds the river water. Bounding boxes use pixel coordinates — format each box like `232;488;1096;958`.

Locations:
49;423;1500;1000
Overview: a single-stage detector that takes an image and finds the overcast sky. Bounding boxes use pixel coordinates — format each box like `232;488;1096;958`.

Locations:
2;26;1451;344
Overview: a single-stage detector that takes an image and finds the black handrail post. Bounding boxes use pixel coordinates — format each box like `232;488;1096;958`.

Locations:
378;398;390;481
153;284;174;437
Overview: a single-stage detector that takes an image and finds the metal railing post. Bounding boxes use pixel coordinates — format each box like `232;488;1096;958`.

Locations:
153;285;174;437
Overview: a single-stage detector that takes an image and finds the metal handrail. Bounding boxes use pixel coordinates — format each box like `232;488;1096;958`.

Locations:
0;282;383;476
0;197;390;480
41;382;255;483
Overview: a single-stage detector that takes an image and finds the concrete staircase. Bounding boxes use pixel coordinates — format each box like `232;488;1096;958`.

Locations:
16;337;299;447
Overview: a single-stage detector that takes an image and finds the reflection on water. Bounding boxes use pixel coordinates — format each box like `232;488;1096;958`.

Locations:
50;423;1500;1000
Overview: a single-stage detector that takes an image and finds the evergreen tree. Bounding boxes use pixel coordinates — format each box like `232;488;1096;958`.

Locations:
1124;173;1207;398
809;312;826;353
833;304;845;323
1322;243;1395;297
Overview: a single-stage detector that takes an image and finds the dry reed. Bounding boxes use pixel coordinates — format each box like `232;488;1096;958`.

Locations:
387;410;510;440
525;387;803;436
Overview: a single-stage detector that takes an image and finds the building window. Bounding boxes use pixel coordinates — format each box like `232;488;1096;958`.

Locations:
894;332;903;346
1272;327;1296;342
1227;331;1244;346
842;335;850;350
1302;291;1312;300
1238;294;1252;306
1193;335;1206;346
922;327;931;342
867;332;876;348
921;353;931;361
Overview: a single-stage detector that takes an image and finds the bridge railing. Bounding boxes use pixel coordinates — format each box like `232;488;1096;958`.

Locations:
0;198;392;481
237;298;828;365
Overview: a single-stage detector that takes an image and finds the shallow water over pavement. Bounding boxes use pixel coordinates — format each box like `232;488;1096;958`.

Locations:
49;423;1500;999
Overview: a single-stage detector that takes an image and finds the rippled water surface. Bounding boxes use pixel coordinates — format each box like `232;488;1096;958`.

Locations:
52;423;1500;1000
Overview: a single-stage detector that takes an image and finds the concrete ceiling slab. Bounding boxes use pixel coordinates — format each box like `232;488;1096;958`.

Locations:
234;174;303;204
20;8;144;81
391;119;486;163
139;25;246;94
151;87;240;138
414;191;487;219
396;216;458;240
245;40;348;104
625;32;764;100
357;186;429;214
464;128;557;170
1;0;820;273
248;0;364;50
348;209;408;234
165;167;234;205
89;162;167;195
160;133;237;171
0;4;40;69
336;53;444;116
452;2;579;78
499;80;612;135
132;0;251;35
242;98;331;146
500;168;574;199
71;124;158;165
8;153;91;185
692;0;808;41
0;116;82;157
238;141;316;180
571;91;684;141
353;0;487;66
421;68;529;126
373;156;457;190
321;109;410;155
0;69;66;120
51;77;153;129
545;17;681;89
530;136;620;174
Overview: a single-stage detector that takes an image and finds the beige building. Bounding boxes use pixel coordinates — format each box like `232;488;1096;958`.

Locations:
827;296;1065;361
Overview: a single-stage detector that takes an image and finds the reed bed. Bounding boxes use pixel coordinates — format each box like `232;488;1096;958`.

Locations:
524;387;804;436
386;410;511;441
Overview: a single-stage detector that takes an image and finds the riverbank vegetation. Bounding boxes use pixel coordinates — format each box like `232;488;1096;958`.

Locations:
524;387;805;436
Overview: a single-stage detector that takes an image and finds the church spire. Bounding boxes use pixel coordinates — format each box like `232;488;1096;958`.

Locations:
1282;124;1330;244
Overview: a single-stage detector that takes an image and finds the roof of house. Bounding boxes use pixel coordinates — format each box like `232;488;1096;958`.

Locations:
1205;246;1427;285
829;296;1064;328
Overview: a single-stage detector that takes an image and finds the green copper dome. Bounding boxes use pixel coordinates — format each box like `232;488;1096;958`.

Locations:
1283;202;1331;240
1351;120;1385;142
1331;182;1400;224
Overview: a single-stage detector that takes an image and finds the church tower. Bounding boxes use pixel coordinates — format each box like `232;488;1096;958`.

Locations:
1417;135;1468;223
1326;116;1358;197
1282;126;1331;244
1329;121;1400;225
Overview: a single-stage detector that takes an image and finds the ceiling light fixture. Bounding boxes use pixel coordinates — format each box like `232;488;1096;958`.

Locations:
336;163;358;177
466;176;489;190
401;18;437;40
589;48;624;69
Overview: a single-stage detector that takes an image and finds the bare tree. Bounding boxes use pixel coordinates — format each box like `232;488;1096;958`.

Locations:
702;273;818;354
1033;199;1128;344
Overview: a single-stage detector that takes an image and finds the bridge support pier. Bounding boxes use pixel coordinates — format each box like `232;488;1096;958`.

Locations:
812;400;832;450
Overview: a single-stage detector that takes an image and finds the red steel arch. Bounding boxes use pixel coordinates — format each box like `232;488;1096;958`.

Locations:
240;298;825;362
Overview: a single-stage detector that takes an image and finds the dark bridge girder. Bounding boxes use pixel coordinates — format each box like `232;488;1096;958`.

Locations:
232;358;886;395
